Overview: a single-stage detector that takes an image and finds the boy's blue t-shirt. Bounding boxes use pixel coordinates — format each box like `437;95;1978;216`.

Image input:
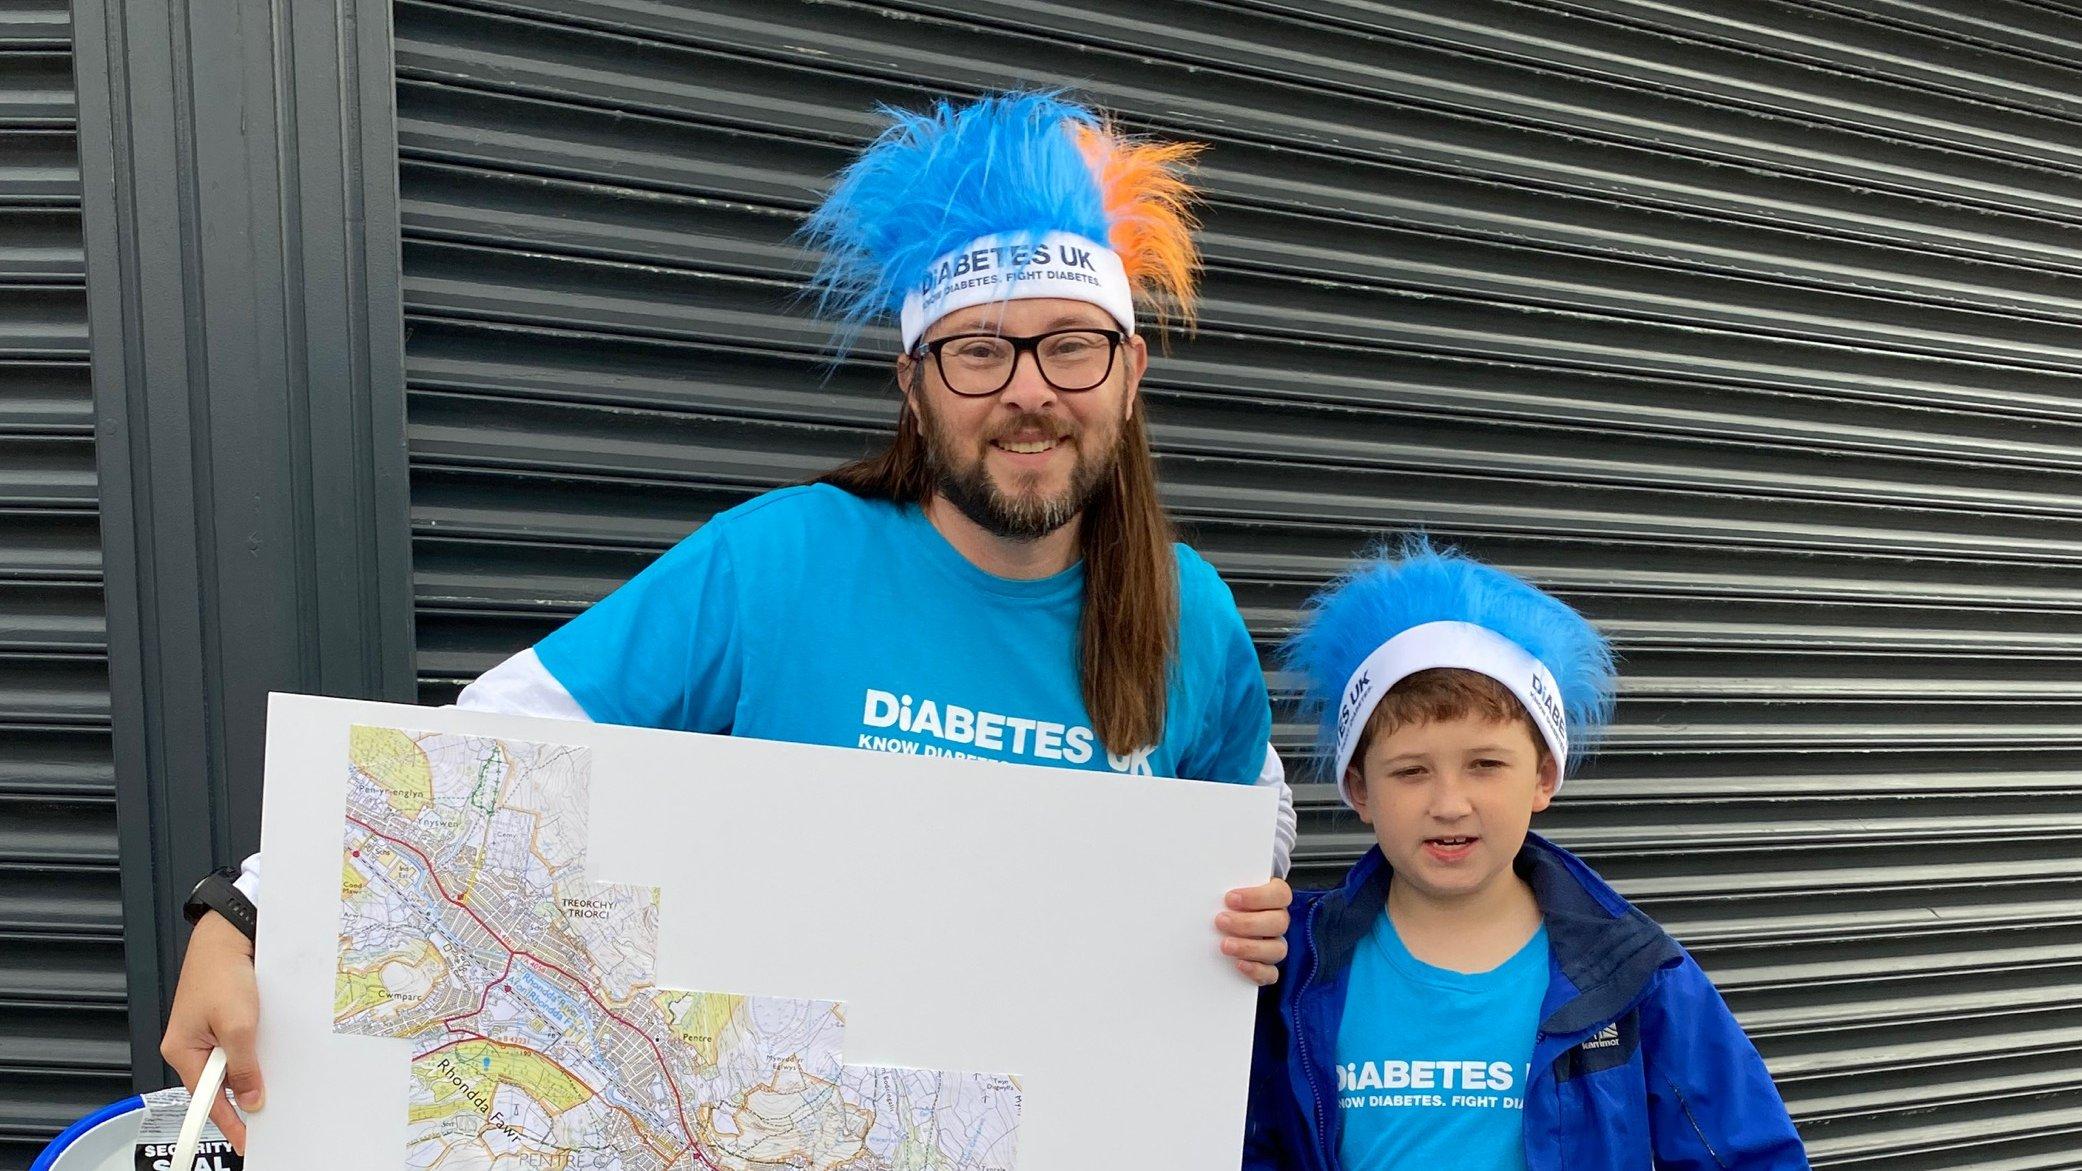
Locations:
1334;911;1549;1171
531;484;1271;784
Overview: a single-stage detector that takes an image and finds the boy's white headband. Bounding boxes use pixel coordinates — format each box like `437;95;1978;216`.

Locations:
1332;621;1569;809
900;231;1135;350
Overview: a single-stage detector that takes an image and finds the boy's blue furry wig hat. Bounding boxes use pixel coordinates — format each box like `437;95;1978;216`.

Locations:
1282;536;1616;803
799;90;1203;353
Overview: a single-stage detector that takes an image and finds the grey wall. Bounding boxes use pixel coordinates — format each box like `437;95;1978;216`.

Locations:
20;0;2082;1166
391;3;2082;1166
0;2;127;1161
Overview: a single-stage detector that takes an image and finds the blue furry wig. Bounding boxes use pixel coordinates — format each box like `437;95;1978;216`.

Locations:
1282;536;1617;776
801;91;1112;347
801;90;1214;354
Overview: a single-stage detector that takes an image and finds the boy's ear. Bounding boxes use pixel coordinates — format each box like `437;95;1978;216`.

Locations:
1346;766;1373;825
1529;754;1561;814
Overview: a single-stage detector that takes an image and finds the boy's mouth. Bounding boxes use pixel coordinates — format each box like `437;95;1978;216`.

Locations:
1422;835;1478;862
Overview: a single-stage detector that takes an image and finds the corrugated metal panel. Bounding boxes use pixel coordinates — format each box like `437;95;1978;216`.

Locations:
394;1;2082;1164
0;0;127;1165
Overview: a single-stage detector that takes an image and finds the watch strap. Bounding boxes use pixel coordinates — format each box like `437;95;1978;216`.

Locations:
184;866;258;941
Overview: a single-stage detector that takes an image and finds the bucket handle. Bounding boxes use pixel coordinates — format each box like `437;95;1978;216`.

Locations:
168;1048;228;1171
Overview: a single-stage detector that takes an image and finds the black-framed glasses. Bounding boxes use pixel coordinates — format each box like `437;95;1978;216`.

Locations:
915;328;1125;397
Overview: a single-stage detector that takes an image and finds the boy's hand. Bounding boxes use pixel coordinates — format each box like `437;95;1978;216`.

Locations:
1218;877;1292;986
161;912;265;1153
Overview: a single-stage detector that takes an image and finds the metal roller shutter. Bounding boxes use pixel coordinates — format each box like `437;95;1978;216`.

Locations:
393;1;2082;1164
0;1;125;1165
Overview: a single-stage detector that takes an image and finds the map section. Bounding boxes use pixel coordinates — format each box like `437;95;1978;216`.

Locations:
336;725;1021;1170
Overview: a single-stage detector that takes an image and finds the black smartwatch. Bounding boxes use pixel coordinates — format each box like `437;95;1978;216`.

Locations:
183;865;259;942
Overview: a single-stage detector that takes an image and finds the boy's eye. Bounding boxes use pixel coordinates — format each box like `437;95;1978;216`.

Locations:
1392;766;1426;780
1472;758;1506;770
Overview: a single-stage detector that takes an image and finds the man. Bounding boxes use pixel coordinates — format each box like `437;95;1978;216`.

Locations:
164;90;1296;1149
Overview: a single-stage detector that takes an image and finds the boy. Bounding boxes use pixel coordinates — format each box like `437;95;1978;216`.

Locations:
1244;538;1807;1170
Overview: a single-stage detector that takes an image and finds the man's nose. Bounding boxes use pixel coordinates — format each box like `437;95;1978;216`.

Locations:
994;348;1061;414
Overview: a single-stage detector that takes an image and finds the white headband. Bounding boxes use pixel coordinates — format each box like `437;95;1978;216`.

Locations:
1332;621;1569;809
899;230;1135;350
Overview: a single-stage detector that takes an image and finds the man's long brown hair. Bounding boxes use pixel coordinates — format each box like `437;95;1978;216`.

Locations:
819;396;1178;758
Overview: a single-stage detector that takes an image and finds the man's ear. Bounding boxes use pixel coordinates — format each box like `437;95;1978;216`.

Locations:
1529;754;1561;815
1122;332;1149;421
1346;766;1373;826
896;354;922;419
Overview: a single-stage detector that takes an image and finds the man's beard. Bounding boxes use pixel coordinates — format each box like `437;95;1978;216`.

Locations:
915;398;1120;542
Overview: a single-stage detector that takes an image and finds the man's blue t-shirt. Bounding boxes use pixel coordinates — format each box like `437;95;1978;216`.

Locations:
1334;911;1548;1171
531;484;1271;784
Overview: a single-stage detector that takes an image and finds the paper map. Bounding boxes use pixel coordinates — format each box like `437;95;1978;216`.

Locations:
333;725;1020;1170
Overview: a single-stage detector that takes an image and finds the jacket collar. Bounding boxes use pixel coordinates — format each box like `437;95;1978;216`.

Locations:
1519;832;1684;1035
1315;834;1681;1037
1308;844;1390;977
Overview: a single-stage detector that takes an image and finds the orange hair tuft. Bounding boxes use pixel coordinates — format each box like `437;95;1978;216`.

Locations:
1075;121;1204;334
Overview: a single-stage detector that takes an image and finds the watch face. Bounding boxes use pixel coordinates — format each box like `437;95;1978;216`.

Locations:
186;870;235;922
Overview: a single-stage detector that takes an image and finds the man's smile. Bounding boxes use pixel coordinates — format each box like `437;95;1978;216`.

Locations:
991;437;1064;455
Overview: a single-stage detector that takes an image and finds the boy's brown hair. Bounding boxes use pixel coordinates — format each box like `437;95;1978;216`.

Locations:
1347;667;1552;778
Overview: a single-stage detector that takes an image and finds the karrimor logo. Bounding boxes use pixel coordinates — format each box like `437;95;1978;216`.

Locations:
1581;1023;1621;1051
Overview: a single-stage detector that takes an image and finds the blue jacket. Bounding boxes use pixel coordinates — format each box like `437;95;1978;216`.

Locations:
1245;834;1809;1170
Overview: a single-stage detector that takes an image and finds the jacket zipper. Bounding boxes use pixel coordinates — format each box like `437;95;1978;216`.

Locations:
1294;895;1332;1170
